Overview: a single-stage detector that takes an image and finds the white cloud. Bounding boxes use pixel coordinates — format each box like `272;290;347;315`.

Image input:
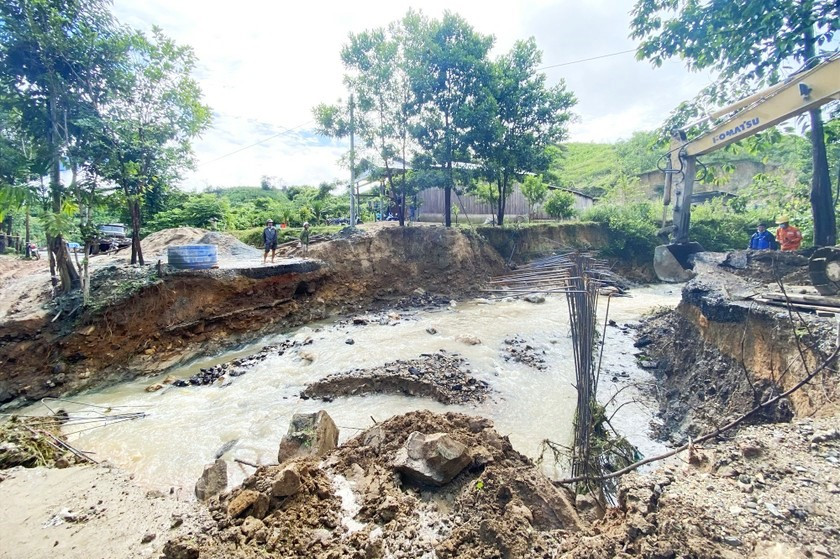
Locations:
112;0;716;190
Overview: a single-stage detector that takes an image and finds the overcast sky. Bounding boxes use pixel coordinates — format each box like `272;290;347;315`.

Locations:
113;0;716;190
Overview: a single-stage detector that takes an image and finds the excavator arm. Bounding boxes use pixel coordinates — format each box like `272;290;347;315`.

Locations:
654;54;840;282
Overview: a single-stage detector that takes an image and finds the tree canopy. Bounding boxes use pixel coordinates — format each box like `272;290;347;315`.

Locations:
315;9;576;227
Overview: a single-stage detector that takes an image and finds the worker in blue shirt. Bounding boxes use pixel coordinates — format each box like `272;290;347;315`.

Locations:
748;222;776;250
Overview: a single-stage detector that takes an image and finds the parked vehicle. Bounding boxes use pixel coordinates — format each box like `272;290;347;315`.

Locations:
92;223;132;254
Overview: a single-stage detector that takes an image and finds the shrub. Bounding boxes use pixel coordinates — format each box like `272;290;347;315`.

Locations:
582;202;659;260
544;190;576;220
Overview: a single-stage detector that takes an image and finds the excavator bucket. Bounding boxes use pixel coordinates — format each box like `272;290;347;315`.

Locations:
654;242;704;283
809;246;840;296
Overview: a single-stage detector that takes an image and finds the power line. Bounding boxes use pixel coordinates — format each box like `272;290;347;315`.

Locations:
538;48;636;71
200;119;314;166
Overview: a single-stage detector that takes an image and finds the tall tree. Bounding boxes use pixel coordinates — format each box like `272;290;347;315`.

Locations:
97;28;211;264
0;0;122;291
631;0;839;245
480;38;576;225
406;11;494;227
341;25;414;226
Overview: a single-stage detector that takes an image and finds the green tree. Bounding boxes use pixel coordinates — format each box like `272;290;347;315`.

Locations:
543;189;576;220
480;39;576;225
520;175;548;222
97;28;211;264
631;0;839;245
0;0;123;291
406;11;494;227
340;23;413;226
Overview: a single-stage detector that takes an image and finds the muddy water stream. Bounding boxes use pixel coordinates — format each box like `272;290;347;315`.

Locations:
37;286;680;493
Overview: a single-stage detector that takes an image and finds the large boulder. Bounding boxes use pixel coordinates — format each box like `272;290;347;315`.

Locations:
195;459;227;501
277;410;339;464
393;431;471;486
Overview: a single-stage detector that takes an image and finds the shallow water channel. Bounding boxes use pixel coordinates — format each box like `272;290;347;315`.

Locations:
35;285;681;493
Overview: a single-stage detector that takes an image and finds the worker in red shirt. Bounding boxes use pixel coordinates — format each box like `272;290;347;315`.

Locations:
775;216;802;251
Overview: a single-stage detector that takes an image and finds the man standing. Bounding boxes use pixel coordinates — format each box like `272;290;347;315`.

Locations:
263;219;278;264
749;223;776;250
775;216;803;251
300;222;311;255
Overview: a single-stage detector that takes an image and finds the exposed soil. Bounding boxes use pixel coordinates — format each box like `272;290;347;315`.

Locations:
3;226;840;559
638;266;838;444
168;410;583;559
300;350;492;405
0;226;504;407
557;416;840;559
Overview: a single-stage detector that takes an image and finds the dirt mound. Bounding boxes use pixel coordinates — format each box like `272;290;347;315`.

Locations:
718;249;811;283
197;232;261;260
301;350;491;405
169;411;582;559
559;416;840;558
138;227;261;261
140;227;207;258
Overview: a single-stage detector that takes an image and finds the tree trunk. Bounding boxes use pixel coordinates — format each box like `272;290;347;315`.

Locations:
52;236;80;292
802;25;836;246
444;161;452;228
25;208;31;259
130;199;144;265
496;173;508;226
47;94;80;293
809;109;836;246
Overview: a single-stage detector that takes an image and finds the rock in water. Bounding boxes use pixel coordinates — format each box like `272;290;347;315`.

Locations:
195;459;227;501
456;334;481;345
523;294;545;304
277;410;339;464
393;432;471;486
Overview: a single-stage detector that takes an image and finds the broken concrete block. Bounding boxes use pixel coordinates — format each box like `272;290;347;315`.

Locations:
277;410;339;464
393;432;471;486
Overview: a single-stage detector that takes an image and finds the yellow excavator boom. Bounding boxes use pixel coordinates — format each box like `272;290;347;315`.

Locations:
654;54;840;283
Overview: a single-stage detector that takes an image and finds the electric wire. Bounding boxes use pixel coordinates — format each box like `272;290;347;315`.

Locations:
199;119;314;166
537;48;636;71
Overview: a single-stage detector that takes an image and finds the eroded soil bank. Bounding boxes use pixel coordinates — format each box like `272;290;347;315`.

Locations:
639;255;838;443
0;225;504;406
3;232;839;559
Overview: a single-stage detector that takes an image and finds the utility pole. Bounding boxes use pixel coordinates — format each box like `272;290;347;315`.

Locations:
349;94;356;227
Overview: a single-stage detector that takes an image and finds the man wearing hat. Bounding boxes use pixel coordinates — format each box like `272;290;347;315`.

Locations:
263;219;278;263
775;216;802;251
748;222;776;250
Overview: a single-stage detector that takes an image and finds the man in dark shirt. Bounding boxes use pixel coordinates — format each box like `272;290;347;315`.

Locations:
748;223;776;250
263;219;278;263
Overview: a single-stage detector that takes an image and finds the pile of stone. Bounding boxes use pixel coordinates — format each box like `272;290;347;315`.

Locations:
171;339;308;388
500;336;548;370
300;350;491;405
174;410;582;559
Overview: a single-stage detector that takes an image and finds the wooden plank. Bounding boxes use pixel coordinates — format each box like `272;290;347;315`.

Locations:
754;297;838;314
762;292;840;308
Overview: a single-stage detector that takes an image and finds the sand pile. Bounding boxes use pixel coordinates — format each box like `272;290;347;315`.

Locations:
135;228;261;261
